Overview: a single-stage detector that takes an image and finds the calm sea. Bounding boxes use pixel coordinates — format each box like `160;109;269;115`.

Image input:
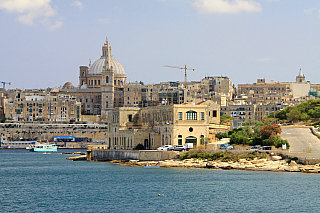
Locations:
0;149;320;213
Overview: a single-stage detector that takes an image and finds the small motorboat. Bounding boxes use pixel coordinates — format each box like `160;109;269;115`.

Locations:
144;162;160;168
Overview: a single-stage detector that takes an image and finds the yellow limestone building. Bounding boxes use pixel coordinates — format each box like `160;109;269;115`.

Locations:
107;100;220;150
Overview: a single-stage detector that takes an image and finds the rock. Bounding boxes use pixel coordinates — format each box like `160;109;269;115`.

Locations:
238;159;247;163
284;166;301;172
271;156;282;161
66;155;87;161
289;161;298;166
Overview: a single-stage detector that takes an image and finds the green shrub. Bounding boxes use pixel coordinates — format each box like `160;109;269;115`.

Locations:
190;153;198;159
198;153;205;159
180;153;189;160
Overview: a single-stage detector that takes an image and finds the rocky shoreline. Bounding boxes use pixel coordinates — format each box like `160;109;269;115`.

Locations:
114;157;320;173
66;152;320;173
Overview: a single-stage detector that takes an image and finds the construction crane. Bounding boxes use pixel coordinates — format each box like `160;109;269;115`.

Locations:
1;82;10;89
164;65;195;88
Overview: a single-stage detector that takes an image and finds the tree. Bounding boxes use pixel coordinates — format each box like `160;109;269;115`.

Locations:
220;114;233;125
301;113;310;121
287;108;301;123
312;107;320;118
260;124;282;140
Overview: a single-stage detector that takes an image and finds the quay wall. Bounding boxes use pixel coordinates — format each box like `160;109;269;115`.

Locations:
87;146;179;161
90;150;140;161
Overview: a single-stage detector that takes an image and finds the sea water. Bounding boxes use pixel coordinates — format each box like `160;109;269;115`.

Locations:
0;149;320;213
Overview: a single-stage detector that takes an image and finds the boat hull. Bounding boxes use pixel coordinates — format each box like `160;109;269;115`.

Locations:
29;145;57;152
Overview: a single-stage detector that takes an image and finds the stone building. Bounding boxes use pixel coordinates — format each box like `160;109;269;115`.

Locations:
4;89;81;123
238;69;310;99
106;101;220;150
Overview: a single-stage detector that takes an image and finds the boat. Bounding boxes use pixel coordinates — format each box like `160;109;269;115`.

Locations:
28;144;57;152
144;162;160;168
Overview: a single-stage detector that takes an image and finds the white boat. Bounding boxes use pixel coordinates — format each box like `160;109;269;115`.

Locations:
144;162;160;168
28;144;57;152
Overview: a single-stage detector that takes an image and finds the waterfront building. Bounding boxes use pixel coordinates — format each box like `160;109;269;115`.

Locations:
106;100;220;150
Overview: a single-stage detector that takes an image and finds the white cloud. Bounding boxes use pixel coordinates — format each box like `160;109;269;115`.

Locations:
99;18;114;24
303;8;317;14
0;0;62;30
41;19;63;31
193;0;262;14
257;58;270;62
71;1;82;10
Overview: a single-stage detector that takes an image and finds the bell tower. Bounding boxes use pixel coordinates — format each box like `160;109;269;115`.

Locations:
296;68;306;83
101;37;115;120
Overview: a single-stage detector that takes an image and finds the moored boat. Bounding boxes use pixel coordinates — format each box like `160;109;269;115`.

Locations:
29;144;57;152
144;162;160;168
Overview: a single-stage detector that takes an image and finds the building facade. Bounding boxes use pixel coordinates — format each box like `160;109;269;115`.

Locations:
107;101;220;150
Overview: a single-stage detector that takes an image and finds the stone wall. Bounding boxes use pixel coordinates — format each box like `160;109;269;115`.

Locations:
90;150;139;161
139;150;178;161
87;149;179;161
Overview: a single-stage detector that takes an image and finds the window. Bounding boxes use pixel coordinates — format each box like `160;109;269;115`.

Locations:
178;135;182;145
178;112;182;120
201;112;204;120
106;76;109;83
186;111;197;120
128;114;132;122
212;110;217;117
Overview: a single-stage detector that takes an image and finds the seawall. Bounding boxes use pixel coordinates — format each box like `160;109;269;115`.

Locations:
87;145;179;161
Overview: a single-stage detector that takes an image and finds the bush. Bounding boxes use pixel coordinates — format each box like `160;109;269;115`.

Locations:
180;153;189;160
190;153;198;159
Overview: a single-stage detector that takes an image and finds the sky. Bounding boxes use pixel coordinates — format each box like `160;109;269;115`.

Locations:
0;0;320;89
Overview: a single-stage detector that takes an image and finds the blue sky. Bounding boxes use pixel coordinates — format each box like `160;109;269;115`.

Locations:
0;0;320;89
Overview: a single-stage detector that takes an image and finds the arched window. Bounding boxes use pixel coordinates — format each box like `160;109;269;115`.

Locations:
82;72;85;77
106;76;109;83
186;110;197;120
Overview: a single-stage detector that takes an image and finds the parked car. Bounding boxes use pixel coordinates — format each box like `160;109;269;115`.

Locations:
173;145;186;151
167;146;175;151
249;145;262;151
157;145;173;151
219;144;234;149
260;146;271;151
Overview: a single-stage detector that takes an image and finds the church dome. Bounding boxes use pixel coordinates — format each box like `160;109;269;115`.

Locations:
62;82;74;89
88;56;126;77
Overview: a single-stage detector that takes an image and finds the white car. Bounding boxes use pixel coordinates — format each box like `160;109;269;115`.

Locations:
157;145;173;151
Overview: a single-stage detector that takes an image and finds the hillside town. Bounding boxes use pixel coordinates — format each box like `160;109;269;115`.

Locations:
0;37;319;150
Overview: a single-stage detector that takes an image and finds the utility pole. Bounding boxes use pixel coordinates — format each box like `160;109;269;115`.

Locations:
164;65;195;88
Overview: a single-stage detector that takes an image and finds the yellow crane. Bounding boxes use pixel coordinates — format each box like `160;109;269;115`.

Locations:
164;65;195;88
